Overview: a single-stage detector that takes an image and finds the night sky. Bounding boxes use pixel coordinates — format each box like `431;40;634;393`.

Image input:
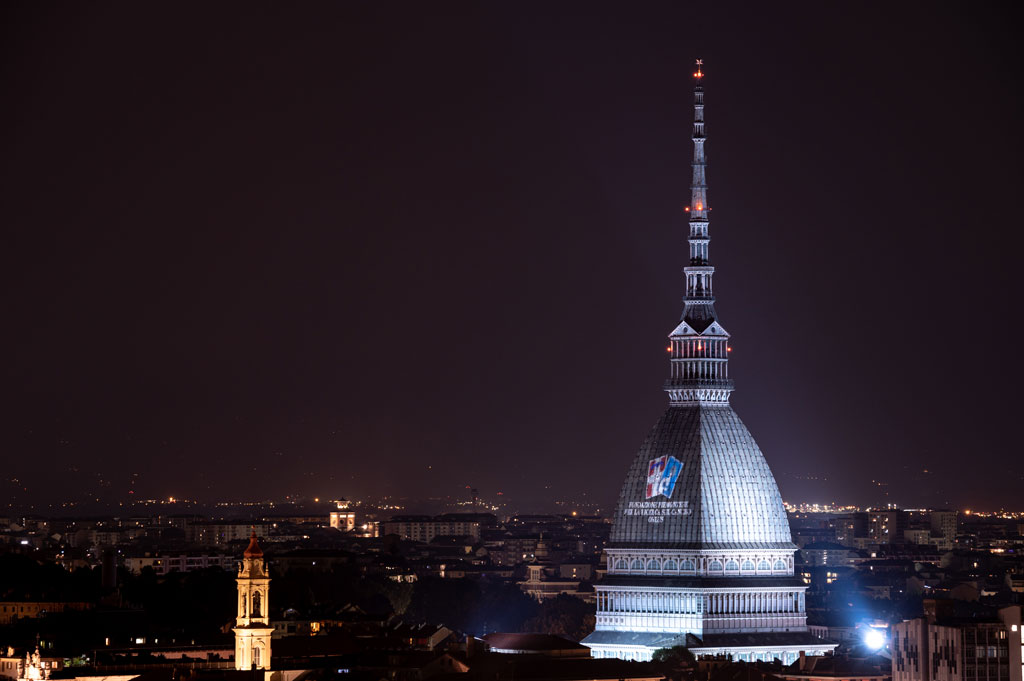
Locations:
3;2;1023;511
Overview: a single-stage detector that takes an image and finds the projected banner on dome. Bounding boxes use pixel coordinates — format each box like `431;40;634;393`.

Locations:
645;455;683;499
623;500;690;518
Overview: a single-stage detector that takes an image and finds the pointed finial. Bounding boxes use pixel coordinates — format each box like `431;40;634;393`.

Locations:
694;58;704;79
243;528;263;558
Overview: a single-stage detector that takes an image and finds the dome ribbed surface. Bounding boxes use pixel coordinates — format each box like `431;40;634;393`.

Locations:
609;405;794;549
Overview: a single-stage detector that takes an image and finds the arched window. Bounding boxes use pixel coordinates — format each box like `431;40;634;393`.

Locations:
708;560;723;572
681;559;696;572
631;559;644;571
252;591;262;618
741;560;755;571
647;559;660;571
615;558;628;570
253;647;261;668
240;595;246;617
663;559;678;572
773;559;787;571
725;560;739;572
757;560;771;571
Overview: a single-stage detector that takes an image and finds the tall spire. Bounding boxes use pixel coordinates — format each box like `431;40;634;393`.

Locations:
664;60;734;406
685;58;714;323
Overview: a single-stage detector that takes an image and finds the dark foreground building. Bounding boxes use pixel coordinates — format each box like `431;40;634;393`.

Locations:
582;63;836;663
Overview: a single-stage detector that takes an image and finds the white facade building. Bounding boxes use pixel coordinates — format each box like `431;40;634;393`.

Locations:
124;553;235;575
381;516;481;543
893;605;1021;681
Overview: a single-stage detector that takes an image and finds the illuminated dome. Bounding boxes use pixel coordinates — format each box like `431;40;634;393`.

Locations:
608;405;794;549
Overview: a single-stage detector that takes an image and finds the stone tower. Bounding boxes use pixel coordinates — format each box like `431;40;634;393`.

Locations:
233;531;273;670
581;61;837;663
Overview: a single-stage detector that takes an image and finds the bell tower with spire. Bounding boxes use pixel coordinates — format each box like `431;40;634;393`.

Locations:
233;531;272;670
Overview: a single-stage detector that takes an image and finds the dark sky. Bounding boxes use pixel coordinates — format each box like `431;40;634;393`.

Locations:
2;2;1023;512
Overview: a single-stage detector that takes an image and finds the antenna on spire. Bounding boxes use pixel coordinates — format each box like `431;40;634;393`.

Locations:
694;58;704;79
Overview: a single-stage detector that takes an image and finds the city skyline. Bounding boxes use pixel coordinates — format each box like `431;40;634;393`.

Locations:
3;3;1024;509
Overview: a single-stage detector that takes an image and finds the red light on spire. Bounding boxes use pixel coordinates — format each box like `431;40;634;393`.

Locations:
666;345;672;352
727;346;732;352
684;206;690;212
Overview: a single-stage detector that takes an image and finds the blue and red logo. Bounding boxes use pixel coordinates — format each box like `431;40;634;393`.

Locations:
646;455;683;499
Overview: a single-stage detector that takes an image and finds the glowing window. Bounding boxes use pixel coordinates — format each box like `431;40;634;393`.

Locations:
708;560;723;572
663;559;678;571
681;559;696;572
773;560;786;571
647;559;660;570
631;559;644;571
725;560;739;572
615;559;628;570
757;560;771;571
741;560;755;571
